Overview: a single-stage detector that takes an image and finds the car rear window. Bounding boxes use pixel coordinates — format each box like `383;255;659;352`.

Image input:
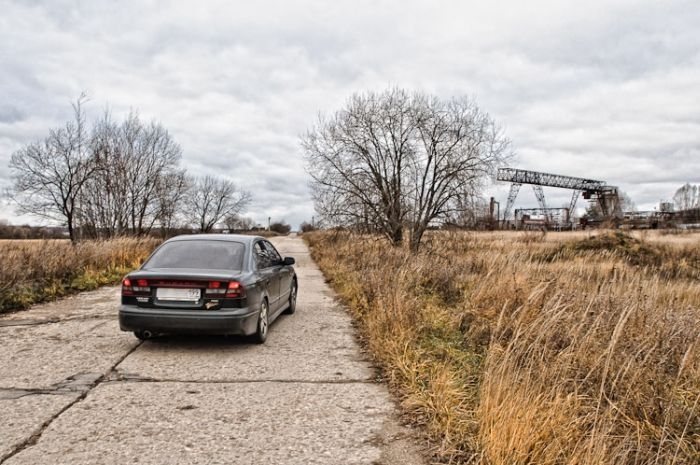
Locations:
143;240;245;270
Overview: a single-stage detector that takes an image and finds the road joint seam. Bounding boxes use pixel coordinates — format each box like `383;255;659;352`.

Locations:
104;376;379;385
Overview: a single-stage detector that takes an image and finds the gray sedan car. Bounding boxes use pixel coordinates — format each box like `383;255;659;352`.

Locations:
119;234;297;343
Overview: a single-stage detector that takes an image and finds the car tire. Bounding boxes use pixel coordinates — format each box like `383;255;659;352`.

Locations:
253;298;269;344
283;280;297;315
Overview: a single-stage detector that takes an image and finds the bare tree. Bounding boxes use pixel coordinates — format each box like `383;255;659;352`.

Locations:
444;196;491;229
673;183;700;211
303;88;510;251
304;88;413;244
120;113;183;235
154;170;189;237
8;95;97;242
407;94;509;250
187;175;251;232
618;190;636;212
78;111;127;238
78;111;185;238
223;214;255;232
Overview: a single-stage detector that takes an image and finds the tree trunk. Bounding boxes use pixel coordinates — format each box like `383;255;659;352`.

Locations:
390;224;403;246
409;222;428;253
67;216;76;243
409;229;423;253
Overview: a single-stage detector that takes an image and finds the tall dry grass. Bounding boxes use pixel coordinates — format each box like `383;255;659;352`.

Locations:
304;230;700;464
0;237;160;313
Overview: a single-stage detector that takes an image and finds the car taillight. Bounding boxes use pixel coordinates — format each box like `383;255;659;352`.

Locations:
122;277;150;296
122;278;133;296
225;281;246;298
205;281;226;297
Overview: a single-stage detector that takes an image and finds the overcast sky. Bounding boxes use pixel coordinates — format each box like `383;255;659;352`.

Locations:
1;0;699;228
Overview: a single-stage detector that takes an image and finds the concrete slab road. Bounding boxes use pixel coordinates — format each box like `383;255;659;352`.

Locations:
0;235;426;465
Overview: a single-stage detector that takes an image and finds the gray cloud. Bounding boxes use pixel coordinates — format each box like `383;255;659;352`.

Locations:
0;105;25;124
1;0;699;229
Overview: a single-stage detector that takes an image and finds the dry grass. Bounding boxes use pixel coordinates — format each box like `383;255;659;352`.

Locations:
0;237;160;313
304;229;700;464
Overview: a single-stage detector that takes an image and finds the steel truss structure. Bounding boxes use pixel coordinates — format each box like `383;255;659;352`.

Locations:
497;167;621;225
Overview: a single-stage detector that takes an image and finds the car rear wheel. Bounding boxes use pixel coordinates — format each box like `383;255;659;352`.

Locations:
253;298;269;344
283;280;297;315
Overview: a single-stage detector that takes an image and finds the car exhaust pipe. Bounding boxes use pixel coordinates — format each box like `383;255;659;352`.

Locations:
143;330;153;339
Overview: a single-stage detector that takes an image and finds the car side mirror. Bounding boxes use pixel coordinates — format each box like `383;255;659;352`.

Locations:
283;257;295;266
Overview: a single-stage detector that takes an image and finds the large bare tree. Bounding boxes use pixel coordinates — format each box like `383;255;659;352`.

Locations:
304;89;413;244
408;94;510;250
186;175;251;232
303;88;510;251
8;95;97;242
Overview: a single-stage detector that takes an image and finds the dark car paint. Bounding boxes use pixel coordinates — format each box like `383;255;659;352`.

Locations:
119;234;296;338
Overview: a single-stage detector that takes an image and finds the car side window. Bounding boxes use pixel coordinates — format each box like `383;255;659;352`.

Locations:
262;241;282;264
254;242;270;269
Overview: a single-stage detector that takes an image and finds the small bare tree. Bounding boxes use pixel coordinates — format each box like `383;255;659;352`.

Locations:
8;95;97;242
303;88;510;251
673;183;700;211
187;175;251;232
618;191;636;212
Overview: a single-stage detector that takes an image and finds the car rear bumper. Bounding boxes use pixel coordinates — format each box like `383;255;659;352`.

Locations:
119;305;259;336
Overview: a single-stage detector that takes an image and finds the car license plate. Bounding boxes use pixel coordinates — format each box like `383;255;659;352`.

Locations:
156;288;201;302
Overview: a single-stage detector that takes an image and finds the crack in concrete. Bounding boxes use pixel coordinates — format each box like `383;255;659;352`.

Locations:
0;373;109;399
0;314;112;328
0;341;143;465
0;319;61;327
0;389;74;400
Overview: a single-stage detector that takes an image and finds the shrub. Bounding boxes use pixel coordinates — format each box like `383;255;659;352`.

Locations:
300;221;316;233
0;237;160;313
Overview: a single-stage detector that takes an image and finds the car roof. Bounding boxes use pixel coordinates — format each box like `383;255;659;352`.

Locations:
164;234;265;245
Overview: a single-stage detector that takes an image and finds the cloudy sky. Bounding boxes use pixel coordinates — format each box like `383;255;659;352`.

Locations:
1;0;699;228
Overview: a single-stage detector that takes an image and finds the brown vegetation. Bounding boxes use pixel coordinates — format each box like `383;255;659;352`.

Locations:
304;229;700;464
0;237;160;313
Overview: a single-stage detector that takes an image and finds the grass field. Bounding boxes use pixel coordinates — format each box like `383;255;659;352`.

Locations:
0;237;161;313
305;229;700;464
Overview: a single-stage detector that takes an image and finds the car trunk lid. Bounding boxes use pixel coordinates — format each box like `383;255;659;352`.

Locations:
123;269;247;309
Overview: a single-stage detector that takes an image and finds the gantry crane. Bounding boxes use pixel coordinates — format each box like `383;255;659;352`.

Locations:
497;168;621;226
